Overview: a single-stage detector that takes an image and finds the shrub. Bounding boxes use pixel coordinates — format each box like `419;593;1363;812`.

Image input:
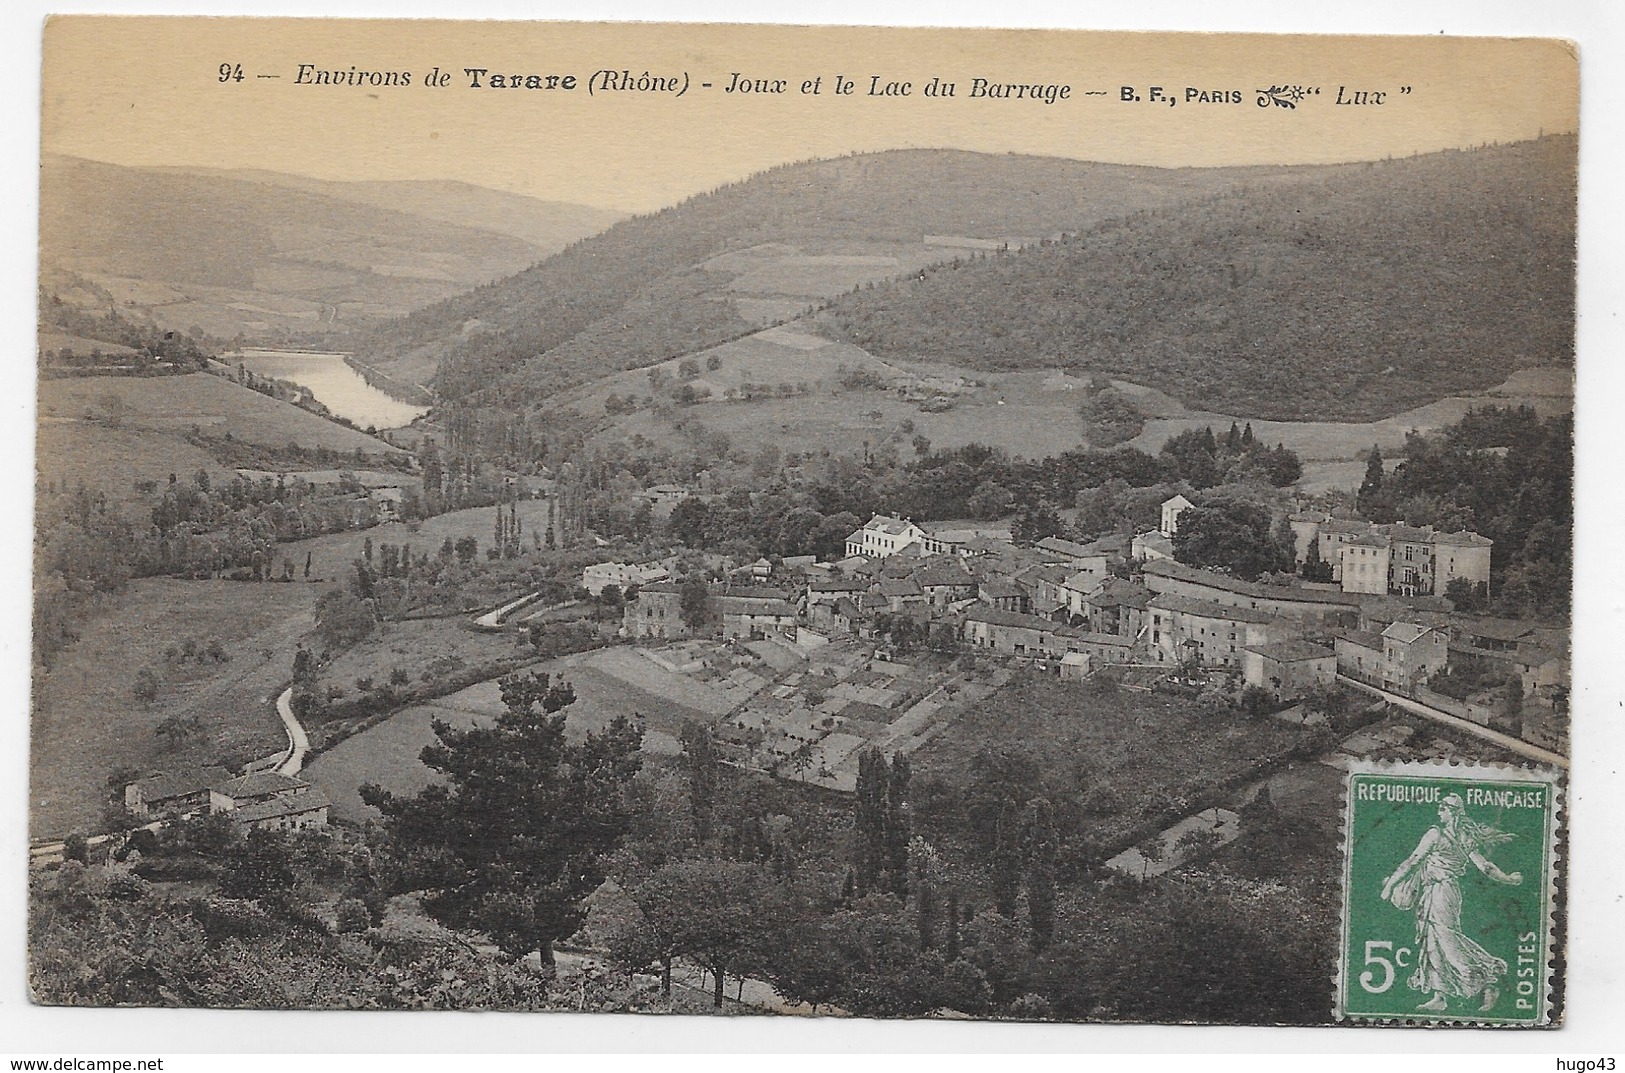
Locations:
335;898;372;934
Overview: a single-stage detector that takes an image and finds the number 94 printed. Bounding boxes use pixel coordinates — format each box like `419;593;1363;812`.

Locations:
1337;762;1560;1025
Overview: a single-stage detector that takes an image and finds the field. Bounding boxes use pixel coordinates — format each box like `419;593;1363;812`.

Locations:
280;498;559;582
38;373;404;455
305;647;710;823
315;616;531;695
567;330;898;414
30;578;324;839
38;330;140;358
1127;369;1575;464
37;422;234;509
911;674;1319;850
582;337;1573;497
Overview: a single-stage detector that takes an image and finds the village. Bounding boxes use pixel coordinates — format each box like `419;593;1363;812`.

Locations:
95;482;1570;854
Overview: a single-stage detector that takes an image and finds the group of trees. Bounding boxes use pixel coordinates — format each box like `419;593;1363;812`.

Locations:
1358;406;1571;620
1160;424;1303;490
1171;497;1296;580
1076;382;1146;448
40;659;1336;1023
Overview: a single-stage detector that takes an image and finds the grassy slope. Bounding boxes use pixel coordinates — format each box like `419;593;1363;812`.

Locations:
280;498;557;582
37;373;408;514
815;137;1575;421
577;350;1571;491
39;156;612;338
39;373;404;454
30;579;323;839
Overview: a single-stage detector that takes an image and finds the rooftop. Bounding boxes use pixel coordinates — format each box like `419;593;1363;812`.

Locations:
863;514;920;537
1087;577;1154;610
964;605;1060;631
979;577;1026;599
1141;559;1358;606
1432;530;1494;547
1244;640;1335;663
231;789;332;825
1035;536;1102;559
129;766;233;803
1336;629;1386;652
1450;616;1535;643
1381;622;1436;645
215;772;308;800
717;596;797;617
810;578;870;593
1147;592;1277;625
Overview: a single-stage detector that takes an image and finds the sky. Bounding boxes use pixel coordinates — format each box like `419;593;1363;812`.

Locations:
40;18;1578;212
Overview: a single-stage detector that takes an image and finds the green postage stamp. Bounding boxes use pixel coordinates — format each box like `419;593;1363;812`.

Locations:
1336;761;1562;1026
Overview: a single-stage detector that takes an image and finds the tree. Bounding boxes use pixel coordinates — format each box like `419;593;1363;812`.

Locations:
1172;498;1290;580
1357;445;1396;521
315;589;376;649
1301;536;1334;582
615;858;769;1007
1445;576;1486;613
133;666;160;705
1303;682;1353;729
1012;500;1065;545
217;829;298;899
679;719;721;842
1497;674;1526;731
853;749;911;898
1022;799;1059;952
361;671;644;969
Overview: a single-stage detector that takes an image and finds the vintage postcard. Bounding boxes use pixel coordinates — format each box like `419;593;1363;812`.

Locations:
29;17;1577;1029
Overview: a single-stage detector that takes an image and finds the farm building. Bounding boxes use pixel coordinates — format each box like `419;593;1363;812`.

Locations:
1241;640;1337;700
124;767;232;819
718;596;798;641
621;582;690;640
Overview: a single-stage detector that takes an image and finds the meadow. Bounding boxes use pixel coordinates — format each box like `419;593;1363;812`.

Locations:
39;372;404;455
280;497;559;581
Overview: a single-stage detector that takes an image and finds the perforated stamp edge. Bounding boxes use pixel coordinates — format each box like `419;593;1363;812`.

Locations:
1332;757;1564;1027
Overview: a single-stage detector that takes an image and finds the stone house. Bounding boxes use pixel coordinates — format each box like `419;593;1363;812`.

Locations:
621;582;689;640
1241;640;1337;700
124;767;232;819
718;596;798;641
1146;593;1286;669
1382;622;1449;691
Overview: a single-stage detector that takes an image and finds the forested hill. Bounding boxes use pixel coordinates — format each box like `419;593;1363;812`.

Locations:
816;136;1576;422
358;150;1337;408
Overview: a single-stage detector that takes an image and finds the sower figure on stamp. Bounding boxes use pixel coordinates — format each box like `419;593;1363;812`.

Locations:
1381;793;1523;1013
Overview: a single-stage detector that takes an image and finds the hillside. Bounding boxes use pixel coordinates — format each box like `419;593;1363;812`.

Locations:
814;137;1575;421
356;150;1334;406
38;156;619;343
166;168;625;255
